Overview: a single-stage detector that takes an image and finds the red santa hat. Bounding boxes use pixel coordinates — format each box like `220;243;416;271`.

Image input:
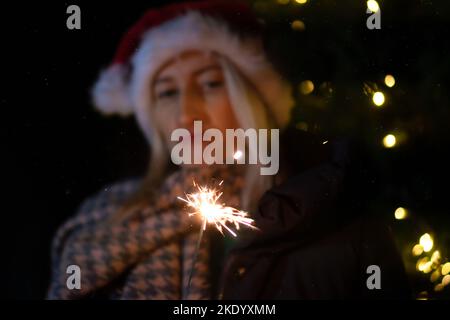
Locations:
92;0;294;142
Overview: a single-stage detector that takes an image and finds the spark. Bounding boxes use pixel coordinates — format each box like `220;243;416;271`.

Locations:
178;180;258;293
178;181;257;237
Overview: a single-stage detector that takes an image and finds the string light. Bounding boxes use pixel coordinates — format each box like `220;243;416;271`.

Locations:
417;291;428;300
394;207;407;220
412;244;424;256
372;91;385;106
431;250;441;265
271;0;446;298
442;263;450;276
417;257;429;272
291;20;305;31
434;283;444;292
412;232;449;294
367;0;380;13
382;134;396;148
430;270;441;282
419;233;434;253
442;275;450;286
299;80;314;95
423;261;433;274
385;74;396;87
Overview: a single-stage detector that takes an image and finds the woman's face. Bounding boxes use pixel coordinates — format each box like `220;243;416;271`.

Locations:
152;51;239;154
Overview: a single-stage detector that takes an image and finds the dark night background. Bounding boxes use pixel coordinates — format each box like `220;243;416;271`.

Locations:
2;0;450;299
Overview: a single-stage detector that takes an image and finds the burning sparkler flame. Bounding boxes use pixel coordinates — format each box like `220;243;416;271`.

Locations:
178;179;258;294
177;181;257;237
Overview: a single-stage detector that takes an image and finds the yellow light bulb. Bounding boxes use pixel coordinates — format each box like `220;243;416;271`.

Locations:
412;244;424;256
367;0;380;13
394;207;407;220
430;270;440;283
291;20;305;31
423;261;433;274
385;74;395;87
419;233;434;253
372;91;385;106
299;80;314;95
441;262;450;275
383;134;396;148
295;0;307;3
442;274;450;286
434;283;444;292
417;257;429;271
431;250;441;264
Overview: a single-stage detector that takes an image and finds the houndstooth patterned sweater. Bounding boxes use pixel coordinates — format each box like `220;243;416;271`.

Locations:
47;167;244;300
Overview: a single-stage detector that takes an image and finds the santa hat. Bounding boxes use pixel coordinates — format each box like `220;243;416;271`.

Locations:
92;0;294;143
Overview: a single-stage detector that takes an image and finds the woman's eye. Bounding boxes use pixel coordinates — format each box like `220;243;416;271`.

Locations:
157;89;178;99
202;80;223;90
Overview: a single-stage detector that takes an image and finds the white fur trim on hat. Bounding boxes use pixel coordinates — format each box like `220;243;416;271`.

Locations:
93;10;294;142
91;64;133;116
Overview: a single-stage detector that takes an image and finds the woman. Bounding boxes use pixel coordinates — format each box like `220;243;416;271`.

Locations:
48;1;410;299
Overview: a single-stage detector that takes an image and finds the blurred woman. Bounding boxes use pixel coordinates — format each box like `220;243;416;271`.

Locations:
47;1;410;300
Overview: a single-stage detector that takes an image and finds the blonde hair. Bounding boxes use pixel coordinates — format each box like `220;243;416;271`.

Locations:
113;54;280;221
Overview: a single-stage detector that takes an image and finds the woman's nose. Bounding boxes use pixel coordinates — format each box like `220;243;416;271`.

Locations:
178;91;207;128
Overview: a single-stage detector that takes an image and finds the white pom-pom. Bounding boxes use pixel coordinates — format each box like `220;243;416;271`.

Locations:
91;64;134;116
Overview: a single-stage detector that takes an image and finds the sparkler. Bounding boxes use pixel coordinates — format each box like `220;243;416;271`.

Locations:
177;180;257;294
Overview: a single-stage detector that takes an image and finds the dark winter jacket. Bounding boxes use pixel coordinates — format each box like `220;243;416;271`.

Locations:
217;128;411;299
